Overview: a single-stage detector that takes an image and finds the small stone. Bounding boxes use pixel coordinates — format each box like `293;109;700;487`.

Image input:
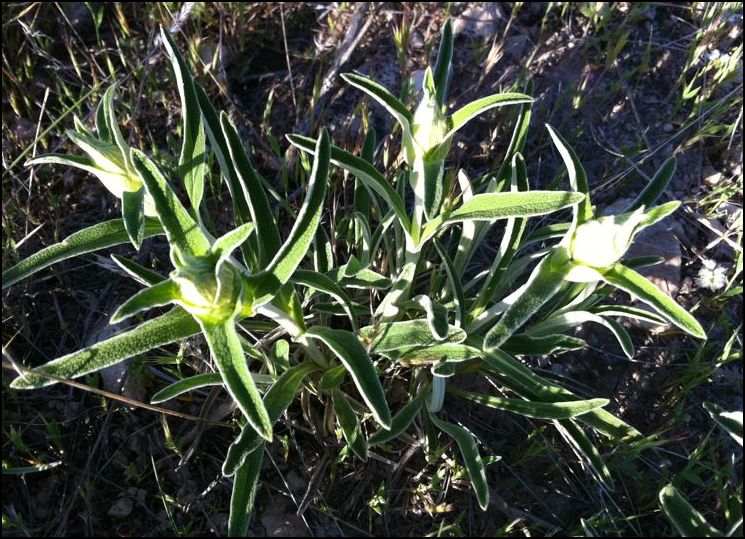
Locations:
703;167;723;187
453;3;503;41
663;123;674;132
107;496;134;519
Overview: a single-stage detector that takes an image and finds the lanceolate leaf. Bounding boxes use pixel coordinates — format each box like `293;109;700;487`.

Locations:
703;402;743;446
220;113;281;268
529;311;635;359
101;84;130;169
546;124;592;223
659;483;723;537
481;349;641;440
472;154;530;314
400;343;482;365
223;362;319;476
626;157;677;212
341;73;413;128
111;254;167;286
429;413;489;510
303;327;391;429
3;218;164;290
195;84;258;269
483;257;564;352
448;387;609;419
444;93;533;144
201;321;272;442
408;295;449;340
131;149;210;256
10;308;199;389
244;129;330;309
434;239;466;326
291;269;358;331
590;305;667;325
502;334;586;355
160;27;207;212
287;134;412;235
110;279;180;323
122;188;146;249
368;393;426;445
423;191;584;242
228;446;264;537
151;372;223;403
360;320;467;354
332;390;368;461
602;264;706;339
432;19;453;106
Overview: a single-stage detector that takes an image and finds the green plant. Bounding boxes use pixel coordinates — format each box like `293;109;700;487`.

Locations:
4;20;707;535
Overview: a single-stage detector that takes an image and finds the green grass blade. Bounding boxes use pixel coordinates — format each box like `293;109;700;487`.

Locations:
201;321;272;442
303;327;391;429
659;483;723;537
287;134;412;236
10;308;199;389
122;187;145;249
448;387;609;419
3;219;164;290
626;157;677;212
546;124;592;223
602;264;706;339
228;445;264;537
429;413;489;510
223;362;319;476
131;149;210;256
486;80;533;189
332;389;368;461
110;279;179;323
554;419;615;491
160;27;206;212
444;93;533;144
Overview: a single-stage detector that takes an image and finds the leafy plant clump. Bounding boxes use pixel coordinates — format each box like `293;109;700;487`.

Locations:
4;21;706;535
